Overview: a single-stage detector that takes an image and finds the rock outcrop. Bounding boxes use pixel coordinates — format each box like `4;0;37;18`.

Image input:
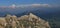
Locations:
0;13;51;28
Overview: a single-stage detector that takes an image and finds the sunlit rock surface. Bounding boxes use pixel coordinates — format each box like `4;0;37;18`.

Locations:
0;13;51;28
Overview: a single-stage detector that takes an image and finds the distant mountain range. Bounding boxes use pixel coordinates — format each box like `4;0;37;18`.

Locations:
0;6;60;19
0;6;60;28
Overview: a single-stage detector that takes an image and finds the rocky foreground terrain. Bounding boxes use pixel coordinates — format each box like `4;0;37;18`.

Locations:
0;13;50;28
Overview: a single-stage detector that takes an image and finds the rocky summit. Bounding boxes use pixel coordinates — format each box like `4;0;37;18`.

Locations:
0;13;51;28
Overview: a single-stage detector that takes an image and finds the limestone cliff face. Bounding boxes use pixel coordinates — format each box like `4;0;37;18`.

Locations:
0;13;51;28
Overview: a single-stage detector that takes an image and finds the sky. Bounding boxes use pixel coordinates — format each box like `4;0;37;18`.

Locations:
0;0;60;6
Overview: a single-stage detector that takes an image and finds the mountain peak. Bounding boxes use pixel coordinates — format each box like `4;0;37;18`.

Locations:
29;13;38;19
0;13;51;28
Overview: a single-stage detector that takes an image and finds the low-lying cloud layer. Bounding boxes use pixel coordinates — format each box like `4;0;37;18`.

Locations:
16;4;50;7
0;4;60;8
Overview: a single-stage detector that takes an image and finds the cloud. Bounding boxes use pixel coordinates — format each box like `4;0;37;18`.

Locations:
31;4;49;6
19;4;60;7
0;4;60;8
16;4;50;7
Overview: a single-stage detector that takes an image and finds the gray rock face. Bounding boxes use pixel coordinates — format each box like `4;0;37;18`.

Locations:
0;13;51;28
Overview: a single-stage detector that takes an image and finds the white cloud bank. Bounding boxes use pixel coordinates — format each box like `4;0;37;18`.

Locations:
16;4;60;8
16;4;51;7
0;4;60;8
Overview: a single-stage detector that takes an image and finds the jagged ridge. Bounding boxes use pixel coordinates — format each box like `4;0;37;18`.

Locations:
0;13;50;28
